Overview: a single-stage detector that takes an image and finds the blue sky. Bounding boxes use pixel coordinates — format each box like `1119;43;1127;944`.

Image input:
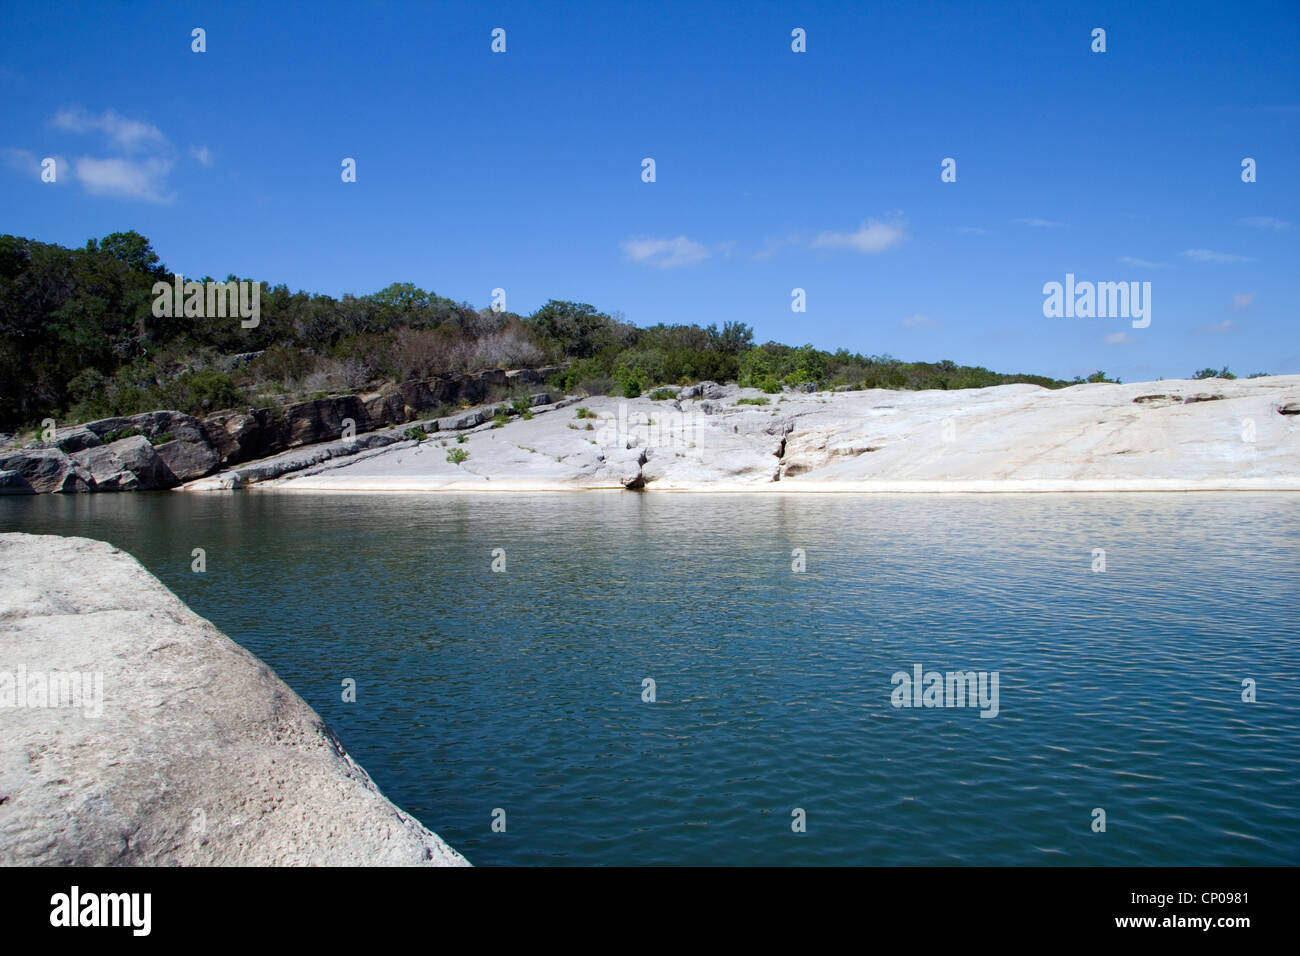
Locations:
2;0;1297;382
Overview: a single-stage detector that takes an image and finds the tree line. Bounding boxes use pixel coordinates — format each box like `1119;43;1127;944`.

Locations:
1;230;1139;431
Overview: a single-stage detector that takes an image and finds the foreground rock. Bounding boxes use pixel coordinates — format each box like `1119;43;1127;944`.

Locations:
233;375;1300;493
0;534;467;866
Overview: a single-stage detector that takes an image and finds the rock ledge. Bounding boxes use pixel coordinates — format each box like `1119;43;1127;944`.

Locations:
0;533;467;866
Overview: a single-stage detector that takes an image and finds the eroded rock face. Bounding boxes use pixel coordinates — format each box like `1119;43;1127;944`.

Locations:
53;427;101;454
0;533;468;867
152;435;222;483
0;449;91;493
10;367;568;494
71;436;173;491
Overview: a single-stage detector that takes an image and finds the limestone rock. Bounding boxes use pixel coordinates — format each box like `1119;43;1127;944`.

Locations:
0;533;468;867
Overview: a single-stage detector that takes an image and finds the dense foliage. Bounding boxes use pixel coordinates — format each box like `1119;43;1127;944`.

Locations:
2;231;1085;431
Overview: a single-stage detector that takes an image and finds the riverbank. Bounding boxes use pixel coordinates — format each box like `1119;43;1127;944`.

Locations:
0;533;468;866
186;374;1300;494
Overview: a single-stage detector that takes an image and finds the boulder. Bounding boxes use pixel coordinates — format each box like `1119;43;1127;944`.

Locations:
0;449;91;493
53;426;101;453
436;409;486;431
71;436;174;491
0;533;468;866
153;436;222;483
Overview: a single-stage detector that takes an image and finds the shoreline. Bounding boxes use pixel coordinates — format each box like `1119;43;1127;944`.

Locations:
149;374;1300;497
221;476;1300;494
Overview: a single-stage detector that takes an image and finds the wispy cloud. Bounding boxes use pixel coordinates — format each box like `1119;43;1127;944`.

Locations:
901;313;940;330
189;145;212;166
1231;293;1256;312
1103;332;1135;345
1182;249;1255;263
1193;319;1238;335
1012;218;1065;228
1118;256;1169;269
954;226;989;235
753;233;803;261
4;107;184;202
1235;216;1290;230
621;235;716;269
51;108;166;152
73;156;174;202
1;147;69;184
812;218;905;254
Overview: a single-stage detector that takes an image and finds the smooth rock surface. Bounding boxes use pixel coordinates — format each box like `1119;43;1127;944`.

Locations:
0;533;468;866
233;375;1300;493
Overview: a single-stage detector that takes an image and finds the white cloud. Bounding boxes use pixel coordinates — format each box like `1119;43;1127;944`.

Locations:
901;313;940;330
1012;218;1065;228
1118;256;1168;269
1235;216;1290;230
812;218;905;254
621;236;714;269
1182;249;1255;263
51;108;167;152
73;156;174;202
954;226;989;235
190;145;212;166
1231;293;1255;312
1103;332;1135;345
1194;319;1237;335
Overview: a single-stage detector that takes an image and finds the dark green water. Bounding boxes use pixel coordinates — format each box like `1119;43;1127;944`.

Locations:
2;491;1298;865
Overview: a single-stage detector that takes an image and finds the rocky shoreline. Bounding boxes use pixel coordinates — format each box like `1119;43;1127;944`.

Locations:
4;372;1298;495
0;533;467;866
203;374;1300;494
0;365;562;494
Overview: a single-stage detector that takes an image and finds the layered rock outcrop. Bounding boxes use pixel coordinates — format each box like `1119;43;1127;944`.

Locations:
0;365;563;493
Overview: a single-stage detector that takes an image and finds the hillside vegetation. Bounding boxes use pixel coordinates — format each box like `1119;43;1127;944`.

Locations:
1;231;1092;431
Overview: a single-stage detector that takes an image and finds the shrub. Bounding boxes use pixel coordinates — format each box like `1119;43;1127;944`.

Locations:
737;397;770;405
574;407;594;419
649;388;677;400
456;433;467;443
759;376;782;394
405;424;428;442
446;447;469;464
491;412;509;428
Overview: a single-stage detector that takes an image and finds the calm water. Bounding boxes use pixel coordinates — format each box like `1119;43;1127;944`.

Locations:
2;491;1298;866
